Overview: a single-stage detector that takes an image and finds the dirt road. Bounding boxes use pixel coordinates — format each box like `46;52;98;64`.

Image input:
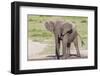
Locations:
28;40;47;60
28;40;88;61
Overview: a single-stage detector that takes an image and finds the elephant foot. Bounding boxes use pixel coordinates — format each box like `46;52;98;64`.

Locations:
62;56;66;59
62;55;70;59
56;56;60;60
77;54;81;57
56;57;60;60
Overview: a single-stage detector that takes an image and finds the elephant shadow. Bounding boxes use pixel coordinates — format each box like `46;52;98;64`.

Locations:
46;54;88;60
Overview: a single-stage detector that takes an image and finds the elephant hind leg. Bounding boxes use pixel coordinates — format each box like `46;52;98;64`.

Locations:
73;37;81;57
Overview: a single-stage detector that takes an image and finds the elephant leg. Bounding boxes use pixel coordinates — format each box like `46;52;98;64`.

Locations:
73;37;81;57
62;39;69;59
55;37;60;59
67;43;71;57
62;43;67;59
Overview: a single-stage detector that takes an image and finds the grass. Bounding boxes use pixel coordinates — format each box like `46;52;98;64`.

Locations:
28;15;88;49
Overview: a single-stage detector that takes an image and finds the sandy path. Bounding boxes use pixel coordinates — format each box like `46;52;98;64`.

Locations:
28;40;47;60
28;40;88;61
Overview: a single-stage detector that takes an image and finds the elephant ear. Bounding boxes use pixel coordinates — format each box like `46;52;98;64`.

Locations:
44;21;55;32
62;22;73;35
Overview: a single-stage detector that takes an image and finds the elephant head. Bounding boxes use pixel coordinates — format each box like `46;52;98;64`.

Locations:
44;20;74;39
44;21;55;32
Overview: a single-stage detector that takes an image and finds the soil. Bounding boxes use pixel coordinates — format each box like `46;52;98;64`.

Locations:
28;40;88;61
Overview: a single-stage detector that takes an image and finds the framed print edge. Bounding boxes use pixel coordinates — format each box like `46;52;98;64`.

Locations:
94;7;98;69
11;1;98;74
11;2;20;74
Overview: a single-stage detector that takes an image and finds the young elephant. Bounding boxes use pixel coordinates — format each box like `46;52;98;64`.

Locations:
44;20;84;59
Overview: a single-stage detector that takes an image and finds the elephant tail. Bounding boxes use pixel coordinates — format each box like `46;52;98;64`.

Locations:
81;40;85;47
77;33;85;47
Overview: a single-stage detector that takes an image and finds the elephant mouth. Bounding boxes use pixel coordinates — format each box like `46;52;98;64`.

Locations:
59;29;73;40
59;33;63;40
59;36;63;40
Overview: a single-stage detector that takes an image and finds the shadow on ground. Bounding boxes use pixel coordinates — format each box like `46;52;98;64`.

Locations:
28;54;88;61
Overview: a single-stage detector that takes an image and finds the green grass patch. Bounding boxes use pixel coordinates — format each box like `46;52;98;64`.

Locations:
28;15;88;49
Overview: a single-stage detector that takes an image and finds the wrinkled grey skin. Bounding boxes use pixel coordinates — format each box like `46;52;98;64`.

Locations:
44;20;81;59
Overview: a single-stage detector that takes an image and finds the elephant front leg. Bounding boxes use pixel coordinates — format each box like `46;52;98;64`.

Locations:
62;43;67;59
67;43;71;57
62;43;71;59
55;37;60;59
62;40;70;59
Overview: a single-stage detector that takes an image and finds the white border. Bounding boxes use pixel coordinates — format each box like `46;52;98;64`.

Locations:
20;6;95;70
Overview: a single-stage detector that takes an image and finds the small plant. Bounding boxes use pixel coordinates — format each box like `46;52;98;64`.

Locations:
81;20;87;23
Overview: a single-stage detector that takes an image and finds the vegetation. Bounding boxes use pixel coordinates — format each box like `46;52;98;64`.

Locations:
28;15;88;49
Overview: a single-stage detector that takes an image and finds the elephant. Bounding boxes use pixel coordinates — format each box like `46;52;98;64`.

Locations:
44;20;84;59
